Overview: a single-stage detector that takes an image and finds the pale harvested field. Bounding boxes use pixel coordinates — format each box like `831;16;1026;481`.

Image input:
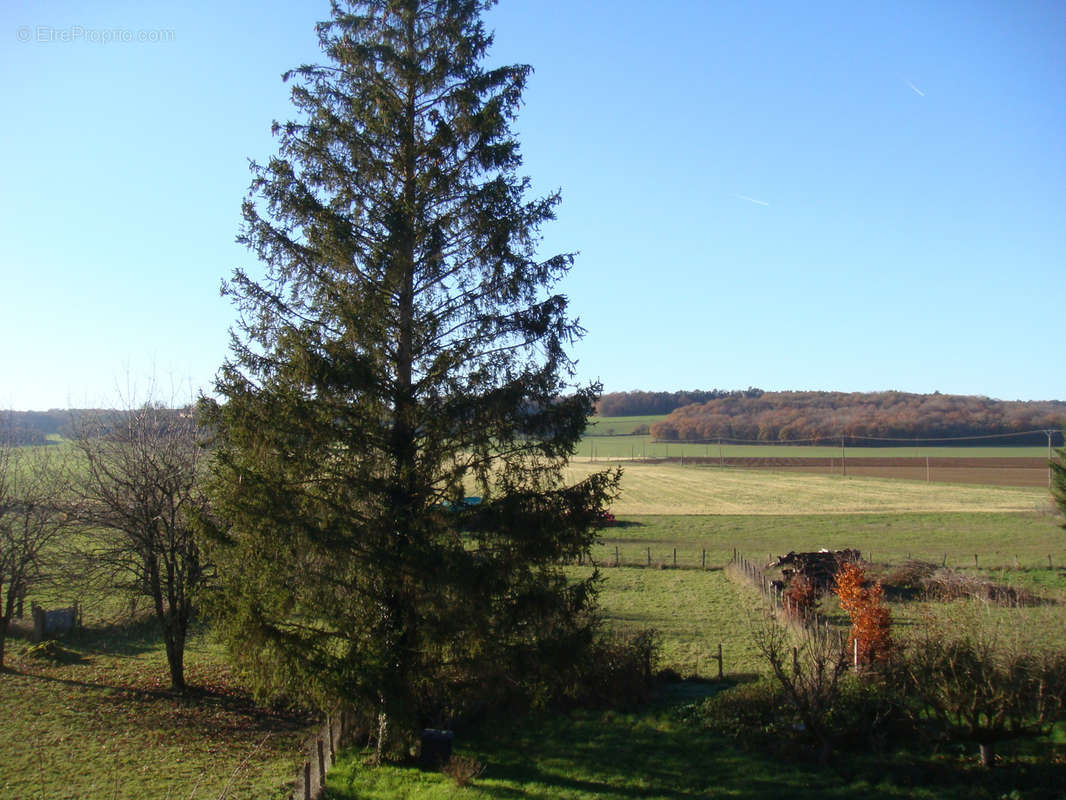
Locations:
565;461;1051;516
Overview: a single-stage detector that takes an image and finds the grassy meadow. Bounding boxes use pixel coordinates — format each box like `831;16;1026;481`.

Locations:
327;454;1066;798
0;621;307;799
5;436;1065;798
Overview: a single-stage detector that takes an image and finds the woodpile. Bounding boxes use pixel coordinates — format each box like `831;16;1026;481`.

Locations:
768;549;861;593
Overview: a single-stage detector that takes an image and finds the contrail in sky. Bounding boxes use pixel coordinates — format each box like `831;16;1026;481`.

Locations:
907;80;925;97
736;194;769;207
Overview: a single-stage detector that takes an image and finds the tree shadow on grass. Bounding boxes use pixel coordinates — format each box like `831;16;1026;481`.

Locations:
66;614;168;657
10;663;310;742
330;687;1066;800
477;710;1066;800
328;701;904;800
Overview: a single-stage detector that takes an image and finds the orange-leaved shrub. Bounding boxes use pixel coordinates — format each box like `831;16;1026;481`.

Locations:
833;562;893;665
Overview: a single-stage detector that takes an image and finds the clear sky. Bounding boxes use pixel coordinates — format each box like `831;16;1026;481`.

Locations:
2;0;1063;411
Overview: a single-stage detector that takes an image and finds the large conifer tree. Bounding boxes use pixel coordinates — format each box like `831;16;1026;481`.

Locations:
1053;431;1066;527
203;0;617;757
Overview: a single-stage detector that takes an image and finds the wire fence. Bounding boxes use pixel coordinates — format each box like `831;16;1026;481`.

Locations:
290;709;364;800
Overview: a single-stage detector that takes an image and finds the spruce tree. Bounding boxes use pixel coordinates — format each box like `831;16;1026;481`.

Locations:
203;0;617;757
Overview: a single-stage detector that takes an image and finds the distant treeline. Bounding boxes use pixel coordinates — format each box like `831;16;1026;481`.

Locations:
0;410;75;444
646;391;1066;446
2;407;192;445
596;389;755;417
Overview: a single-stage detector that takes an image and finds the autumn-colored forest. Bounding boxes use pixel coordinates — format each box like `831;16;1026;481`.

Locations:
600;390;1066;446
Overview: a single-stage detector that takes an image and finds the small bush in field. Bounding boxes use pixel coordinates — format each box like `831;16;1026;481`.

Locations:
883;559;938;589
921;568;1041;607
569;628;661;709
442;754;485;787
834;562;893;665
783;573;818;621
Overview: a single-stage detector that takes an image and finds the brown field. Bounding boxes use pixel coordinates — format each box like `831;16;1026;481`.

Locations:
642;457;1049;487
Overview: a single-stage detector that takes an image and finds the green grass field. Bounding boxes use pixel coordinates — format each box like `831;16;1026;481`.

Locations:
585;414;664;436
325;455;1066;798
7;441;1065;798
590;511;1064;571
0;621;306;799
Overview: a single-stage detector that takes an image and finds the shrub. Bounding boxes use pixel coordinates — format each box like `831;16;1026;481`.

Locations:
708;621;908;760
834;562;893;665
899;606;1066;767
750;613;851;760
883;559;938;589
782;573;818;621
690;679;785;749
567;628;661;709
442;754;485;787
921;568;1041;607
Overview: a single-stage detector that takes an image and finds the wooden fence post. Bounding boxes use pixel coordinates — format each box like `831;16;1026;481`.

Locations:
716;643;723;679
303;761;311;800
326;712;334;763
32;604;45;643
672;548;677;568
317;739;326;788
647;547;651;566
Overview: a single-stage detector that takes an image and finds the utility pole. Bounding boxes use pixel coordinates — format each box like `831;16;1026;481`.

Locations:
841;435;846;477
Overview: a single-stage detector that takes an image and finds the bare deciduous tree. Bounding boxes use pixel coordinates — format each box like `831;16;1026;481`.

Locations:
0;422;67;668
751;612;852;761
901;605;1066;767
67;402;210;692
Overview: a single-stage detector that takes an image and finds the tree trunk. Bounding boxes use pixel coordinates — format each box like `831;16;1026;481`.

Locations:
979;742;994;768
0;615;9;670
375;707;390;765
150;566;186;693
165;628;186;692
0;589;15;669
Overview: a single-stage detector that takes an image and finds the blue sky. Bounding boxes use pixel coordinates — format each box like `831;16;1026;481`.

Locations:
2;0;1063;410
